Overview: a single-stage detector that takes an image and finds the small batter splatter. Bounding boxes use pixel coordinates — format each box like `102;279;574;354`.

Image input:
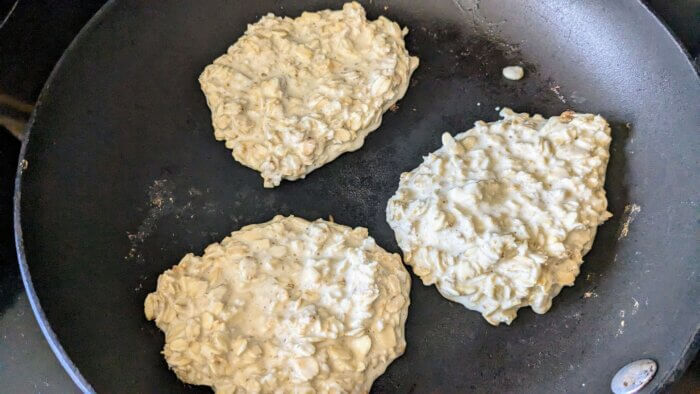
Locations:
618;203;641;240
502;65;524;80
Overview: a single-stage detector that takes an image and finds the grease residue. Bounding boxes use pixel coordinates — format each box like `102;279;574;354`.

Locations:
618;203;641;240
125;179;175;264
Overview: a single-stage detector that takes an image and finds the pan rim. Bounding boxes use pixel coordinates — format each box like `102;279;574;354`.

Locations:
637;2;700;391
13;0;698;392
12;0;118;392
638;0;699;75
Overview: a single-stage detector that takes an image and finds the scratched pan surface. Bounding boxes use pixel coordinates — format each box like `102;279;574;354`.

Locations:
15;0;699;392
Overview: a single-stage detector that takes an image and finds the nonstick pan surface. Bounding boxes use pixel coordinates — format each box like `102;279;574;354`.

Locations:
15;0;699;392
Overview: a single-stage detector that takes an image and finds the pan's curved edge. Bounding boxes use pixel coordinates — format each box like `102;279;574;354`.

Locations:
12;1;119;393
640;0;700;73
14;127;95;394
637;2;700;389
655;327;700;393
639;0;699;74
14;177;95;394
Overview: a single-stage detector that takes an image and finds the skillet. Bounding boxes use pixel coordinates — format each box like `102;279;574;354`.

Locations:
15;0;699;392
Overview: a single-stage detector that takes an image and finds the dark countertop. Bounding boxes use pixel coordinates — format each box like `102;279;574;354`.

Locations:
0;1;697;393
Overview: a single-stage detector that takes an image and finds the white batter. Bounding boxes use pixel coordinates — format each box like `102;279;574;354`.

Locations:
145;215;411;393
199;2;419;187
502;65;524;80
386;108;612;325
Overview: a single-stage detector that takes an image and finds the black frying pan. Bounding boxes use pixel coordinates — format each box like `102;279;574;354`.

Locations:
15;0;699;392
